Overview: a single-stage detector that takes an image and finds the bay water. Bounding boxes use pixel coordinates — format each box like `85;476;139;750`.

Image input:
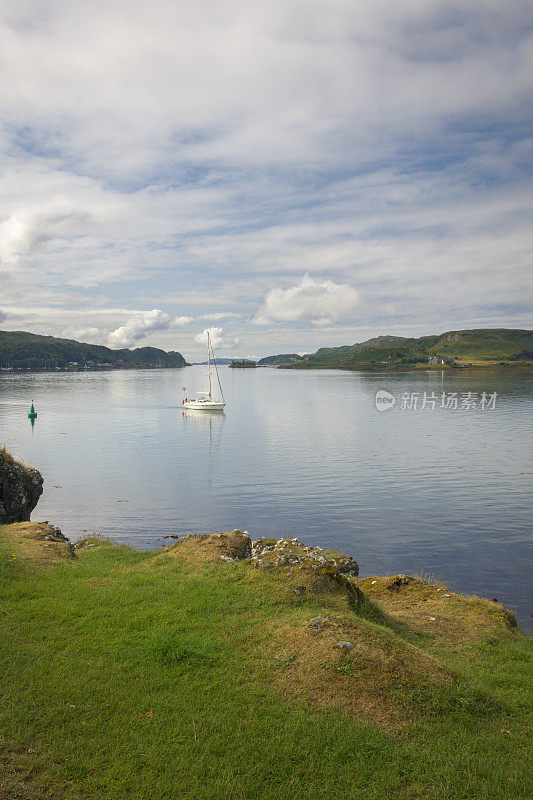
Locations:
1;366;531;631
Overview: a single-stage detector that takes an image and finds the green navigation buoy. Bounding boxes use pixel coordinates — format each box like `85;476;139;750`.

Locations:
28;402;37;419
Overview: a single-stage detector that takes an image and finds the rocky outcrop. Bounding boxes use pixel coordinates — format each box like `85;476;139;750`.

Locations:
163;532;360;599
0;448;43;524
251;537;359;577
250;537;360;600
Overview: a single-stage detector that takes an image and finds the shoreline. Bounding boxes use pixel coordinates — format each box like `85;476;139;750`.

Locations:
2;520;523;633
281;362;533;372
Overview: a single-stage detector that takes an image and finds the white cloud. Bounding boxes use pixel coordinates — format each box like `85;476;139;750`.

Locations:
199;312;241;321
172;316;194;327
255;275;361;326
0;200;98;267
61;326;104;344
0;1;530;353
0;308;8;324
106;309;173;348
194;327;240;350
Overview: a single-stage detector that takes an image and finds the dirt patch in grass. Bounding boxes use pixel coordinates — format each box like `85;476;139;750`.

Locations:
268;613;454;730
0;522;75;564
358;575;518;643
0;747;65;800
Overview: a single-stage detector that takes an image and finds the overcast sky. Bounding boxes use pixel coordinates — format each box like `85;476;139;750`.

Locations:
1;0;532;359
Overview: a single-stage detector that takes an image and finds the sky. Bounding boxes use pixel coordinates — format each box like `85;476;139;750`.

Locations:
0;0;532;360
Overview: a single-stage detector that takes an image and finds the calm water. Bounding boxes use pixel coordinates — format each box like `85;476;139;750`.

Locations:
1;367;532;631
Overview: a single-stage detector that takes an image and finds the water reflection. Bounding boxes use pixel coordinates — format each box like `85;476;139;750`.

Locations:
181;408;225;486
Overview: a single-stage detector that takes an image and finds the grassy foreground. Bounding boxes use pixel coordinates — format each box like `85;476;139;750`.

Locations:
0;524;531;800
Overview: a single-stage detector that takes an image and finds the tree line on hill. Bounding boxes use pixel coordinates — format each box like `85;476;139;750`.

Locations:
0;331;188;370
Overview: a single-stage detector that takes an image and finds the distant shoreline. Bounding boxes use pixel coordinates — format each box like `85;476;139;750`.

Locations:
0;364;189;374
2;362;532;375
279;361;533;372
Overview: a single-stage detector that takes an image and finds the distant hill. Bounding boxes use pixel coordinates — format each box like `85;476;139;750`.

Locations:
257;353;307;366
427;329;533;360
281;329;533;370
0;330;188;370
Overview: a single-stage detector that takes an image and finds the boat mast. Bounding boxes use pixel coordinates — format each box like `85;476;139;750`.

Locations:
211;342;225;402
207;332;212;398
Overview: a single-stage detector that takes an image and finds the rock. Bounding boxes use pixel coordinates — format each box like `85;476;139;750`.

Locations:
384;575;424;592
335;641;355;651
34;523;71;545
250;537;278;557
309;616;329;629
0;447;43;524
250;536;360;600
250;537;359;578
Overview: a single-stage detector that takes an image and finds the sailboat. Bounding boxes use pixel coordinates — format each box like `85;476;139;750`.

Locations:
183;332;226;411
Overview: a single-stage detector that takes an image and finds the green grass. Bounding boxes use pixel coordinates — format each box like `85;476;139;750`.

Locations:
0;532;531;800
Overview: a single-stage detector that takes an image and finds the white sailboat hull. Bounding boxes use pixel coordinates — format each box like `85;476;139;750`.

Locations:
183;399;225;411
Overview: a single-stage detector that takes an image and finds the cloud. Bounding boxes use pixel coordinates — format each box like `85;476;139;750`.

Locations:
194;327;240;350
0;1;531;354
62;326;104;344
255;275;361;326
0;309;8;324
172;316;194;327
199;312;241;321
0;200;97;267
106;309;174;348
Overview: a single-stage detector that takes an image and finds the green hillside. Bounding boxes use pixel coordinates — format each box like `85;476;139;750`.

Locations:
258;353;307;365
0;330;188;370
300;344;360;366
283;329;532;370
428;329;533;360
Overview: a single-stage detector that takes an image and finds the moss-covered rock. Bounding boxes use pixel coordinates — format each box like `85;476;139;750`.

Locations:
250;537;360;599
164;530;252;563
0;447;43;524
251;537;358;576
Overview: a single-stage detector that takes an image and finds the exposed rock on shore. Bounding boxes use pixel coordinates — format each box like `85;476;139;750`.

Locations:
250;536;361;598
161;531;361;598
0;448;43;524
251;537;359;577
